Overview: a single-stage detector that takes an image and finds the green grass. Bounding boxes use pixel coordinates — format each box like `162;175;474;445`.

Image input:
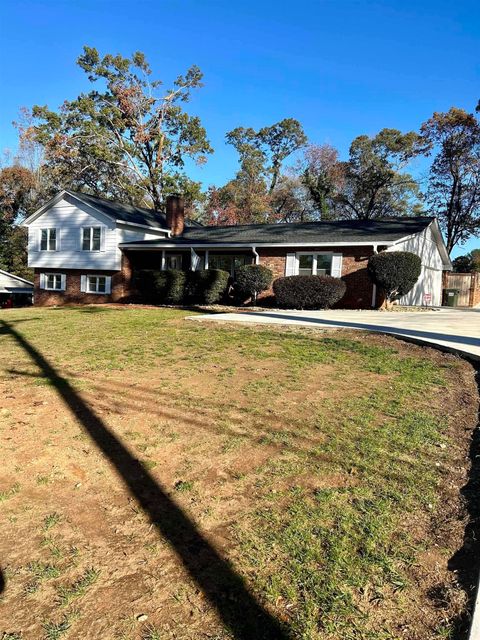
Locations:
0;307;469;639
0;482;20;502
174;479;194;492
42;612;78;640
56;568;99;606
43;512;62;531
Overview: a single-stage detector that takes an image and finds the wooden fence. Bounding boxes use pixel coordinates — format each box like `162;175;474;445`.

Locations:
443;272;480;307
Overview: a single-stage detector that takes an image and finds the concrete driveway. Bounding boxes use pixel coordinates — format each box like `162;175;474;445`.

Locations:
190;307;480;362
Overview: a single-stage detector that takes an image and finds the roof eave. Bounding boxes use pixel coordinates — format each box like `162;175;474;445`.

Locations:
0;269;34;286
119;240;397;249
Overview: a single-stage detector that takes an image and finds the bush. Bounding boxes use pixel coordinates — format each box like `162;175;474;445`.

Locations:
368;251;421;307
187;269;230;304
133;269;158;303
234;265;273;304
154;270;187;304
133;268;229;305
273;275;346;309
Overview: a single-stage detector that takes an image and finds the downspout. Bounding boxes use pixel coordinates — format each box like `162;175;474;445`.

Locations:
371;244;378;308
251;245;260;265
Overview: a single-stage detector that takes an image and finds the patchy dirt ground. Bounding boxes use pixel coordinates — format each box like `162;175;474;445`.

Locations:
0;307;478;640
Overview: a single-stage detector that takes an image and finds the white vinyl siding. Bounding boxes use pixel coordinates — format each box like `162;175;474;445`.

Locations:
80;274;111;295
40;273;66;291
387;225;444;307
28;199;118;270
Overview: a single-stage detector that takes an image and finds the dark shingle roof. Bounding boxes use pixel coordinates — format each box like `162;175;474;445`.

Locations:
121;216;435;246
68;191;202;229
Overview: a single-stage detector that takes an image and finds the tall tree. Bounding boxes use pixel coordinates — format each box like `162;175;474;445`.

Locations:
421;107;480;253
335;129;423;220
0;166;36;279
300;144;345;219
226;119;306;193
452;249;480;273
25;47;213;210
211;118;307;224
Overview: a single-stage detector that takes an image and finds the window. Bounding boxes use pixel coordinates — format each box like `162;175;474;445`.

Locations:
297;253;332;276
298;254;314;276
209;254;248;276
82;227;102;251
165;254;183;270
86;275;107;293
40;228;57;251
41;273;65;291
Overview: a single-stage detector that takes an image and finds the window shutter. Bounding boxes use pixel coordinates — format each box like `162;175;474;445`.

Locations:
100;227;106;252
56;228;61;251
60;274;66;291
191;248;200;271
79;228;84;251
80;275;87;292
331;253;343;278
38;229;42;251
105;276;112;295
285;253;297;277
40;273;45;289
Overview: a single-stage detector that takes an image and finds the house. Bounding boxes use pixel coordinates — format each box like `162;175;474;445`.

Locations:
0;269;34;307
22;190;452;308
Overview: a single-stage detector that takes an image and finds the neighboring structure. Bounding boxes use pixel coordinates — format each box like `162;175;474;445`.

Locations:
0;269;34;307
23;190;452;308
443;271;480;307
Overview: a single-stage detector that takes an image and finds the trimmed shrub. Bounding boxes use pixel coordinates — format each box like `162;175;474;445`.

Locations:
368;251;421;307
133;269;159;303
134;268;229;305
187;269;230;304
234;265;273;304
154;270;187;304
273;275;346;309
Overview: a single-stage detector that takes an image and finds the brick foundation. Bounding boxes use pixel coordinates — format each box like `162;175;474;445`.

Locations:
33;255;132;306
257;246;377;309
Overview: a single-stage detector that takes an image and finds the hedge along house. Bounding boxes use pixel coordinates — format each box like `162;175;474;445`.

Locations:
23;190;452;308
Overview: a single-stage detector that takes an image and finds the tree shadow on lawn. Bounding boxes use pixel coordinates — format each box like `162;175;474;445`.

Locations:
448;366;480;639
0;319;292;640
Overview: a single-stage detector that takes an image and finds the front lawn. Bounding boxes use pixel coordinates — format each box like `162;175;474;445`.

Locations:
0;307;477;640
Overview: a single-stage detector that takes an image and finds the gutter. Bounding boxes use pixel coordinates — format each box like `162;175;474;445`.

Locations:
119;240;397;250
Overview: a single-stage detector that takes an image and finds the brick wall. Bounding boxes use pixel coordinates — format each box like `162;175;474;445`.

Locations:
257;246;377;309
33;260;130;306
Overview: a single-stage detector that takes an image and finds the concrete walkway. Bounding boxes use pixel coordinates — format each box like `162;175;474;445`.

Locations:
190;307;480;362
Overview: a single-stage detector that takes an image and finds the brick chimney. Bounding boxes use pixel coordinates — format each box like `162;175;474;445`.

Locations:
166;195;185;236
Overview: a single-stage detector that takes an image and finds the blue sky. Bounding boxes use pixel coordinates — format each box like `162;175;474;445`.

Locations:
0;0;478;256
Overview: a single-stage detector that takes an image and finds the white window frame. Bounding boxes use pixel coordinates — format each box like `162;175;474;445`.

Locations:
81;226;103;251
296;252;334;276
81;274;111;295
40;228;58;252
41;273;66;291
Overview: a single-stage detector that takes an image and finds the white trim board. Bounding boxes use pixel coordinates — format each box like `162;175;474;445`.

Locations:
119;241;395;250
